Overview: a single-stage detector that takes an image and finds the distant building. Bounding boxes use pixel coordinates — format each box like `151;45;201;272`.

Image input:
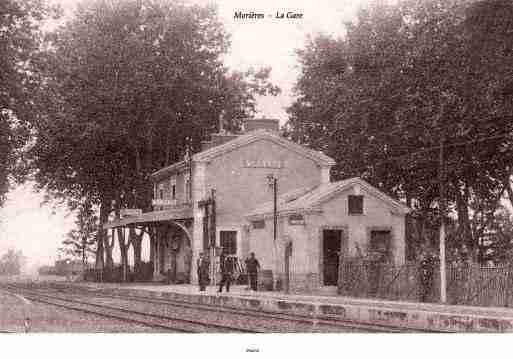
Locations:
54;259;85;275
105;118;410;291
38;259;86;276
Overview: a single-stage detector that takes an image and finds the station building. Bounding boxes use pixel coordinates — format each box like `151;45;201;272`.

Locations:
105;118;410;292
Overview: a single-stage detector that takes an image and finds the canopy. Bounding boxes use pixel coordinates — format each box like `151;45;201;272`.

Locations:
103;206;193;229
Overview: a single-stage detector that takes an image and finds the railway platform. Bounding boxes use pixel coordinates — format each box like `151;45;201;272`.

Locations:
58;281;513;332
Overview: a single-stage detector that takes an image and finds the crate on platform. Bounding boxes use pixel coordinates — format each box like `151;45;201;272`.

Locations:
258;269;274;291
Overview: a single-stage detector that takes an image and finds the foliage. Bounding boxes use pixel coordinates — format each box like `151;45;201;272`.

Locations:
287;0;513;260
474;206;513;264
0;249;25;275
0;0;58;205
59;199;97;262
26;0;280;272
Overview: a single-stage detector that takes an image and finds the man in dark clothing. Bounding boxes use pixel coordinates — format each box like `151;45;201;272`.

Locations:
197;252;209;292
218;249;234;293
245;252;260;291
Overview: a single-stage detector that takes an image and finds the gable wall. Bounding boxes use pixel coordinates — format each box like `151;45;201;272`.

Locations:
247;184;407;292
205;138;323;228
318;186;405;264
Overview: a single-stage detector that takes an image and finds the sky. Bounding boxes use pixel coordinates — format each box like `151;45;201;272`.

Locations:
0;0;370;272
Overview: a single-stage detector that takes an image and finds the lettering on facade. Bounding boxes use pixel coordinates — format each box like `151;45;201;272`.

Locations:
288;214;305;225
243;159;284;169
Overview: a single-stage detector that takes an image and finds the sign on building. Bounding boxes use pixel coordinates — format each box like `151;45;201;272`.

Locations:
243;159;284;169
120;208;142;217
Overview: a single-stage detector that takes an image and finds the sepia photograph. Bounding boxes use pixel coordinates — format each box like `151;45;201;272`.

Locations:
1;0;512;355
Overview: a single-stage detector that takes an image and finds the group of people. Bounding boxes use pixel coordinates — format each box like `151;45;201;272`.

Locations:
196;249;260;293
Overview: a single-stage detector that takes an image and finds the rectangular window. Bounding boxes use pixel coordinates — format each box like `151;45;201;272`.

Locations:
170;176;177;201
158;183;164;200
348;195;364;215
220;231;237;255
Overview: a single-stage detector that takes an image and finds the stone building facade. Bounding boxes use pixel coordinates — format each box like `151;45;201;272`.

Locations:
104;118;410;291
246;178;410;292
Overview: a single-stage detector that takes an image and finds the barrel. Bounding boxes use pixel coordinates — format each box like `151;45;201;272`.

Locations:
258;269;274;291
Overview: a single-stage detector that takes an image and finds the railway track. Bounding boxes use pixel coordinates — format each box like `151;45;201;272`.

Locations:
2;284;261;333
5;283;445;333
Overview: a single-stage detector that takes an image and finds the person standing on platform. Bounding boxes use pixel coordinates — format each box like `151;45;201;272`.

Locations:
197;252;209;292
218;248;234;293
245;252;261;291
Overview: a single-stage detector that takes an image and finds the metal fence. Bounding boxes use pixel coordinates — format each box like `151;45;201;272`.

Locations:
338;259;513;307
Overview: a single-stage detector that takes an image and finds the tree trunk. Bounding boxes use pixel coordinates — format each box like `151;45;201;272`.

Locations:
455;183;473;251
104;229;114;271
130;226;143;274
149;226;156;264
117;226;129;282
95;195;111;275
506;175;513;209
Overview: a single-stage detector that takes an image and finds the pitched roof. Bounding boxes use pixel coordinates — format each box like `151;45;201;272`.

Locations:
151;130;335;181
104;206;193;229
151;160;187;181
193;129;335;166
245;177;410;220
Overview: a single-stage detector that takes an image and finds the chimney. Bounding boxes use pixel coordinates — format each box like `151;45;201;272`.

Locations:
198;111;240;150
243;118;280;133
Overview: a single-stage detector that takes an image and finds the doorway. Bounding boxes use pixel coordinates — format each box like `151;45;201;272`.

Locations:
323;229;342;286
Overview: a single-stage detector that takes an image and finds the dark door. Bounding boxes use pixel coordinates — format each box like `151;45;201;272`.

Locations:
323;230;342;285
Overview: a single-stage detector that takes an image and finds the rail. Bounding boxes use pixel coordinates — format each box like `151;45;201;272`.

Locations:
8;282;444;333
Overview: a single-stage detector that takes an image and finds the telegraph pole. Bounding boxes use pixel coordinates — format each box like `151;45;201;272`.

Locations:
211;189;216;285
439;135;447;303
267;174;278;290
273;177;277;242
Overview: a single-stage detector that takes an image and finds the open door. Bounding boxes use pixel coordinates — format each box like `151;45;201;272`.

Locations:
323;230;342;286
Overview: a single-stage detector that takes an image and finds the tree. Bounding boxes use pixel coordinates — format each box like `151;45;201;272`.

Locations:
0;249;25;275
479;206;513;264
59;199;97;264
0;0;58;206
28;0;280;279
287;0;513;260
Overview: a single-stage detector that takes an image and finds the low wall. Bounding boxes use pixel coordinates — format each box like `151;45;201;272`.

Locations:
71;284;513;332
